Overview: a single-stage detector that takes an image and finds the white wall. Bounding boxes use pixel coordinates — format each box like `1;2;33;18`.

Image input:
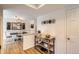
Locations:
37;9;66;54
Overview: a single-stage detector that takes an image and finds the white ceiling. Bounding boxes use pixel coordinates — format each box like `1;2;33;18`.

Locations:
0;4;74;16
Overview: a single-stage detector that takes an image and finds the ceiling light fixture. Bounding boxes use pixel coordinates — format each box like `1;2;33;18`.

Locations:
25;4;45;9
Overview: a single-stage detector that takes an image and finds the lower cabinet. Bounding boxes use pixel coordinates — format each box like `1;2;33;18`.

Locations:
23;35;34;50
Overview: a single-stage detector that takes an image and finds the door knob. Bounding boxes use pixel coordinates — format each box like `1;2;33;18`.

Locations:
67;38;70;40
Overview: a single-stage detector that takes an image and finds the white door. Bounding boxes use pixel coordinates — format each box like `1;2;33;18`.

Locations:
67;8;79;54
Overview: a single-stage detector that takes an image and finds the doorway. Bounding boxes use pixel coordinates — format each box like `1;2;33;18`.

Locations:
66;7;79;54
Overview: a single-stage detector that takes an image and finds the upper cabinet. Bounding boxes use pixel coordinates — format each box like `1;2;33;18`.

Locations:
7;22;25;30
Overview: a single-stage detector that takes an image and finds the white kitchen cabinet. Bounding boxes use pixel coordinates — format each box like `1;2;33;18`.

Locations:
23;35;34;50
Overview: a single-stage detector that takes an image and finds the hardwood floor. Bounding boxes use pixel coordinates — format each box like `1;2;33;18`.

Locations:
3;41;25;54
2;41;41;54
24;47;42;54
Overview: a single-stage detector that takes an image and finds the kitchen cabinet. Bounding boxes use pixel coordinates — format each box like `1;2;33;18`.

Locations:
23;35;34;50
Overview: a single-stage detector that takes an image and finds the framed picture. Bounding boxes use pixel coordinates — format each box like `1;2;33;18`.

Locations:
41;19;56;25
31;24;34;29
52;19;56;23
49;20;52;24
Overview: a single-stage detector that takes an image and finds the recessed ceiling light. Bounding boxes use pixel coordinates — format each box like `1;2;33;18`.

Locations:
25;4;45;9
